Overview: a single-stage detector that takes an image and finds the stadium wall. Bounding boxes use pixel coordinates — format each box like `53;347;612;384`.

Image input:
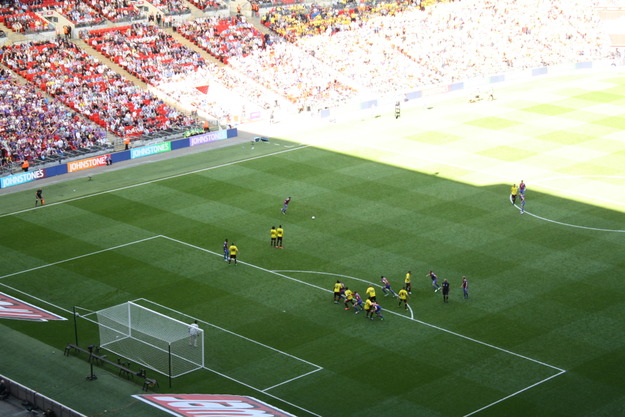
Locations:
0;374;87;417
0;128;238;189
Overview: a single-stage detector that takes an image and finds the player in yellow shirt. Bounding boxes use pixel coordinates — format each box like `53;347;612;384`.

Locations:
366;285;376;302
333;280;344;304
364;298;373;319
398;287;409;310
343;287;354;310
510;184;518;204
228;243;239;265
270;226;277;247
276;225;284;249
404;270;412;294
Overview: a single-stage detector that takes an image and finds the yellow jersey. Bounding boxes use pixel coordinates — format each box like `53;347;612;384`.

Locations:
398;289;408;300
344;289;353;300
276;227;284;237
366;286;376;298
404;272;411;284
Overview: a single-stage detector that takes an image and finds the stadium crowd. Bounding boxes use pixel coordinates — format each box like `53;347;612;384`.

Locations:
1;38;195;138
0;0;615;159
82;23;205;85
0;74;108;168
256;0;611;96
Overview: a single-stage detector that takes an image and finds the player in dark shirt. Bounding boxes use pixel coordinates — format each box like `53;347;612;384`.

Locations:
35;189;44;207
442;279;450;303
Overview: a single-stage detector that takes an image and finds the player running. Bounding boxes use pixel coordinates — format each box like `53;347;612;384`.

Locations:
398;286;409;310
35;188;44;206
333;280;344;304
352;291;364;313
380;276;397;297
281;197;291;214
365;284;377;302
427;270;441;292
404;270;412;294
343;287;354;310
371;302;384;320
364;298;373;319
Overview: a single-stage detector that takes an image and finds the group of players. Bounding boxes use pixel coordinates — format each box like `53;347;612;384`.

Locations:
223;197;292;265
332;270;470;320
510;180;527;213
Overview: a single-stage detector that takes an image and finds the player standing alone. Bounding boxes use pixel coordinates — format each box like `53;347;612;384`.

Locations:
461;276;469;299
188;320;199;347
281;197;291;214
35;189;44;206
404;270;412;294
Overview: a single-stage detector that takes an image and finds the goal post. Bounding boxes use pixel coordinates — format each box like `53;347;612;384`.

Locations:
95;301;204;378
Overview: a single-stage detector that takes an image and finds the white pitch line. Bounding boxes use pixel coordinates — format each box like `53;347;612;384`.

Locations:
509;195;625;232
134;293;323;371
196;363;322;417
0;236;163;318
461;370;566;417
261;368;324;393
0;144;309;219
0;235;161;281
273;270;565;373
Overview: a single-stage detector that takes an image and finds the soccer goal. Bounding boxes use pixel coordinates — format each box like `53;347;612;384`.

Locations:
95;301;204;378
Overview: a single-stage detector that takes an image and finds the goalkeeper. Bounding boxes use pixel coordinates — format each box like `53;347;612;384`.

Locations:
189;320;200;347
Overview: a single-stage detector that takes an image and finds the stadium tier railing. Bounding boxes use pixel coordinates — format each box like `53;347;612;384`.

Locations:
0;374;86;417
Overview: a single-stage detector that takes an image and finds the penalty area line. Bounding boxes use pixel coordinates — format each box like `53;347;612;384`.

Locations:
275;270;564;372
462;370;566;417
199;364;322;417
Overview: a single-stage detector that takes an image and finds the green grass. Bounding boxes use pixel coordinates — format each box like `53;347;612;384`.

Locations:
1;71;625;417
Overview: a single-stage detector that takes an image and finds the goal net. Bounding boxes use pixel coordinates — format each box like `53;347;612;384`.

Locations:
95;301;204;378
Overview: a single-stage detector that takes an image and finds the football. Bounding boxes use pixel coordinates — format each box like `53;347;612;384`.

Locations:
312;216;316;219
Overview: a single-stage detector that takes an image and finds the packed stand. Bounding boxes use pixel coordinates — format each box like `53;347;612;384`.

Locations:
1;38;195;138
262;0;612;95
147;0;190;16
82;0;144;22
227;40;359;110
55;0;106;27
174;15;265;64
0;0;55;33
0;74;108;170
82;23;205;85
186;0;227;13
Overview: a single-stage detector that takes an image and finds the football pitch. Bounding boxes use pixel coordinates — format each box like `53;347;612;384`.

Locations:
0;69;624;417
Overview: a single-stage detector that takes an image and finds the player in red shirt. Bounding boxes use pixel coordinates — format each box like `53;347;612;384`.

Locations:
281;197;291;214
